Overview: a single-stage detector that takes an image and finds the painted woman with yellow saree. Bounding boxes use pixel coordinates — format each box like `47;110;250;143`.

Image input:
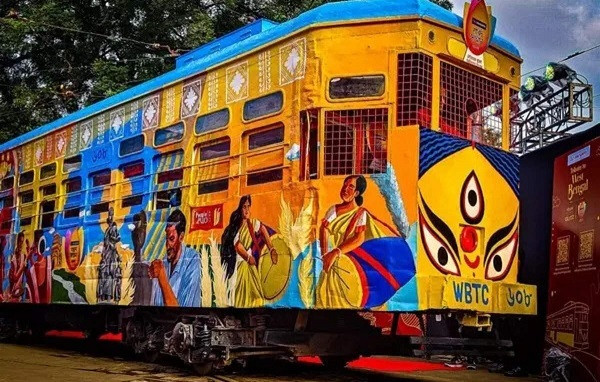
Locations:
317;175;411;309
221;195;279;308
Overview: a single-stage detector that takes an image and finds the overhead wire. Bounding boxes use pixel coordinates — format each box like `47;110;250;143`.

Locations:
521;42;600;77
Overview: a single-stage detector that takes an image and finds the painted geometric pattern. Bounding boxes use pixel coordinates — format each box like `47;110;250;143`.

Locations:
80;120;93;150
181;79;203;118
143;95;160;130
109;108;125;141
22;144;33;170
258;50;272;94
163;87;177;125
34;139;45;166
128;100;141;135
55;129;67;158
44;134;54;162
67;124;79;157
279;38;306;86
207;71;219;111
226;62;249;104
94;113;107;146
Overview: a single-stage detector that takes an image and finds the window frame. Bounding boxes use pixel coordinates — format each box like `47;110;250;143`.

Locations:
40;162;57;180
119;134;145;157
327;74;387;101
62;154;82;174
242;91;285;123
194;108;231;136
19;170;34;186
153;122;185;148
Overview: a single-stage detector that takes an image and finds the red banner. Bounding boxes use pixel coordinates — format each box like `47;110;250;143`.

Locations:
190;204;224;232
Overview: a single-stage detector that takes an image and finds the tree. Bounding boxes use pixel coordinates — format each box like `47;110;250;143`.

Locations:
0;0;449;143
430;0;453;11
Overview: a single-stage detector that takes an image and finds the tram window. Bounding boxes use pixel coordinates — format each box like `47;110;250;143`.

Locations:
198;179;228;195
243;91;283;121
397;53;433;128
157;168;183;184
154;122;184;147
155;189;181;210
63;155;82;173
122;195;143;208
0;176;14;191
40;200;55;229
20;190;34;204
195;109;230;135
19;171;34;186
329;75;385;99
324;108;388;175
120;135;145;156
64;207;81;219
91;169;111;187
199;139;230;161
247;168;283;186
440;61;503;146
64;177;82;194
91;202;109;215
122;161;145;179
20;217;32;226
248;125;284;150
41;184;57;196
40;163;57;180
300;110;319;181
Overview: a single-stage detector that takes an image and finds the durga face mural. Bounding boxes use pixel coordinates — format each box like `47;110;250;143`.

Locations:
417;129;520;282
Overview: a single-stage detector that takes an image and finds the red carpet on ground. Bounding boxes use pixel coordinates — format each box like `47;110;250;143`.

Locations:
298;356;449;372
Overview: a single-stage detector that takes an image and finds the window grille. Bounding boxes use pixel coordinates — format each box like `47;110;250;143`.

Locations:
440;61;503;146
64;207;80;219
397;53;433;128
324;108;388;175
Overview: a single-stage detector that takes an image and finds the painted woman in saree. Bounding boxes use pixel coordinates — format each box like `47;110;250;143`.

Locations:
221;195;279;308
317;175;413;309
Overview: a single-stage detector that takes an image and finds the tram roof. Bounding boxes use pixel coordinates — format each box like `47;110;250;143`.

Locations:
0;0;520;152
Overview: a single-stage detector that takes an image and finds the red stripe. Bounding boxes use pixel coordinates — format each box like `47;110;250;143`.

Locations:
351;247;400;290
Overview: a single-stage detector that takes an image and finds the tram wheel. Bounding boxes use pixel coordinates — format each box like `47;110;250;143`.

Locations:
191;361;214;376
141;350;160;363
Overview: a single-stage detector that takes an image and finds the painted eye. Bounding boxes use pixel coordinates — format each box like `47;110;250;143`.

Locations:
420;216;460;276
485;232;518;281
460;171;484;224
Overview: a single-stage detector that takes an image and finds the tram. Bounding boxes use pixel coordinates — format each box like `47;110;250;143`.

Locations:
0;0;537;373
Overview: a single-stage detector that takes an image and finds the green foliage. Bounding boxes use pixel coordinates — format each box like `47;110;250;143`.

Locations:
430;0;453;11
0;0;450;144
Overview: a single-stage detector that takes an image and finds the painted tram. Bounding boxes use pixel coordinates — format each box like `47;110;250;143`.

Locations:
0;0;537;373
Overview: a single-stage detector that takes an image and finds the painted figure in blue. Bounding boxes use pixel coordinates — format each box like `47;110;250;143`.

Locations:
150;210;201;307
97;208;122;303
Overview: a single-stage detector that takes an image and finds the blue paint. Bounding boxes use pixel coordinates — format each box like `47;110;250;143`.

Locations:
452;280;490;305
0;0;519;152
